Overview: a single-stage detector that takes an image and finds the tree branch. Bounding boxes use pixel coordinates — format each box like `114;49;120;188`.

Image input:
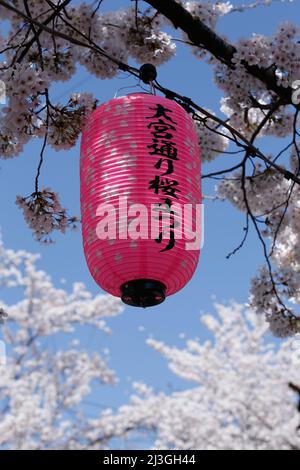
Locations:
1;0;300;186
17;0;71;64
144;0;294;104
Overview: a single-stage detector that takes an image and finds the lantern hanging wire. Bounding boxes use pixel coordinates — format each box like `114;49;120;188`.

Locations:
113;64;158;99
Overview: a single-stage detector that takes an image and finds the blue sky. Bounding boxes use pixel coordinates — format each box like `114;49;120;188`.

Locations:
0;0;299;414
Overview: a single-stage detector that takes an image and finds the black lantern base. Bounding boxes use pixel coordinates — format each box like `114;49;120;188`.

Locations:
120;279;166;308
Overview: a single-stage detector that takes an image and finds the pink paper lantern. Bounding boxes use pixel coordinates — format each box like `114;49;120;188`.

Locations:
80;93;201;307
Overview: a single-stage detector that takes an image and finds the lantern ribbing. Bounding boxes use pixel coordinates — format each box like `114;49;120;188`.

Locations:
80;93;201;307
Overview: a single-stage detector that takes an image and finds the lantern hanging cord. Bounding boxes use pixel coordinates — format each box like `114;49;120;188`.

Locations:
113;82;150;99
1;0;299;186
150;81;156;95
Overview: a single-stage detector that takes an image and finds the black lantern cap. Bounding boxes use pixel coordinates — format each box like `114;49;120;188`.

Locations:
120;279;166;308
139;64;157;84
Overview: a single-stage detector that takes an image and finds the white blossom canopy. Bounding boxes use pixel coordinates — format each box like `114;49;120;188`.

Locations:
96;302;300;450
1;238;300;449
0;237;123;449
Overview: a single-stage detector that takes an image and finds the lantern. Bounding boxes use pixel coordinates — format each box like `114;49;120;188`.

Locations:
80;93;201;307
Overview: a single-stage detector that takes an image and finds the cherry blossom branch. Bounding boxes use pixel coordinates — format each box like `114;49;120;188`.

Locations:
35;92;49;193
242;163;294;316
51;2;300;185
16;0;71;64
144;0;295;105
1;0;299;187
226;213;250;259
0;0;139;74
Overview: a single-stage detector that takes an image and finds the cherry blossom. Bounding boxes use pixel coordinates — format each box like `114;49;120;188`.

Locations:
0;237;123;449
97;302;300;450
16;188;79;244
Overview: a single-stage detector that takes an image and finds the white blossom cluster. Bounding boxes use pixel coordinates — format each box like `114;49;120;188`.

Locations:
194;110;229;161
218;162;300;337
47;93;98;150
123;12;176;66
16;188;79;244
0;64;97;158
74;7;130;79
90;303;300;450
218;166;290;215
0;238;123;449
0;1;177;241
1;3;298;154
181;2;233;58
185;1;233;27
1;239;300;449
0;63;49;158
0;2;299;155
216;22;300;137
249;266;300;337
221;98;295;140
0;2;176;159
